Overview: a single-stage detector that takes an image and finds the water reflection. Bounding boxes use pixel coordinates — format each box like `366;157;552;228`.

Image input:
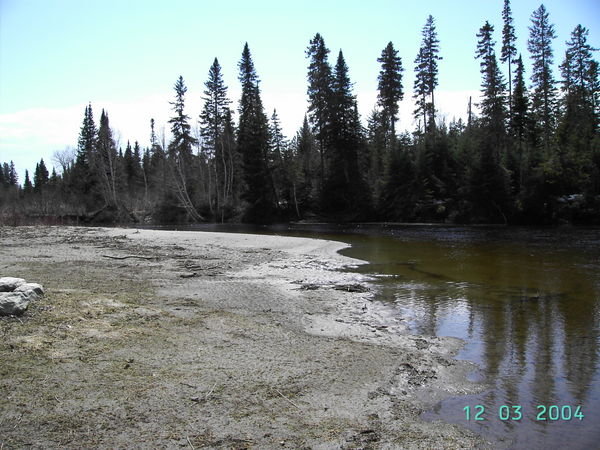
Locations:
338;227;600;449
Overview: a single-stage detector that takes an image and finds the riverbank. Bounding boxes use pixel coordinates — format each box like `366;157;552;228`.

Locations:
0;226;490;448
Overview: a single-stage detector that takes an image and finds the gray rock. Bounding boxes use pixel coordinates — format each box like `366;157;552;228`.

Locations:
14;283;45;300
0;291;30;316
0;277;26;292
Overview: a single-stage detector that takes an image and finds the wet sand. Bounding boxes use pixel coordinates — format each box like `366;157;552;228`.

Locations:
0;226;491;448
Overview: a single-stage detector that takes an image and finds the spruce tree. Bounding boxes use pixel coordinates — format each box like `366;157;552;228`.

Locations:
557;24;599;194
167;76;203;221
306;33;333;190
200;58;234;217
0;164;5;188
476;21;507;132
8;161;18;186
74;104;97;206
528;4;557;152
168;76;197;161
325;50;368;215
23;170;32;195
268;109;287;209
413;15;442;132
511;55;530;143
237;43;274;222
76;103;96;170
294;115;318;212
473;21;510;223
95;110;119;207
33;158;49;194
501;0;517;119
200;58;231;155
377;41;404;138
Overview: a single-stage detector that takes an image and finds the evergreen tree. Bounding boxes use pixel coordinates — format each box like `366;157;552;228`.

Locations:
501;0;517;119
73;103;97;207
95;110;119;207
294;115;318;213
168;76;197;161
557;24;599;194
413;15;442;132
306;33;333;190
473;21;510;223
8;161;18;186
167;76;202;221
200;58;231;155
23;170;32;195
377;41;404;138
366;109;388;206
510;55;532;193
268;109;288;210
200;58;234;218
0;164;5;188
33;158;49;194
325;50;369;215
476;21;507;132
528;4;557;152
511;55;530;143
76;103;96;170
237;43;274;222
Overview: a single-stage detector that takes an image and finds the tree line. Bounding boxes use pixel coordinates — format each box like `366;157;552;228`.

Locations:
1;1;598;225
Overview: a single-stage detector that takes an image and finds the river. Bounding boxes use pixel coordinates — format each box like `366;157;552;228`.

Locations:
146;223;600;449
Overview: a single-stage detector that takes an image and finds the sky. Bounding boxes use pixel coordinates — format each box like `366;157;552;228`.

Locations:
1;0;598;181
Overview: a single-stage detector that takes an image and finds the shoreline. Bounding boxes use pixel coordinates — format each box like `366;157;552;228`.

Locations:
0;226;491;448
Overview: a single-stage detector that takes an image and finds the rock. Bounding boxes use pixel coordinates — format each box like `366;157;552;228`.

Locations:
0;291;31;316
14;283;45;300
0;278;45;316
0;277;26;292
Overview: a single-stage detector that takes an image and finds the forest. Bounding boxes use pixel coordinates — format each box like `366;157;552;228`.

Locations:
1;1;598;225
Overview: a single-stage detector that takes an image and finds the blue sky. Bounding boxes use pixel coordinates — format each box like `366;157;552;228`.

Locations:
1;0;598;180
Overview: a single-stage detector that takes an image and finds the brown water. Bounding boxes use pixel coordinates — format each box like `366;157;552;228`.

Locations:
148;223;600;448
333;225;600;450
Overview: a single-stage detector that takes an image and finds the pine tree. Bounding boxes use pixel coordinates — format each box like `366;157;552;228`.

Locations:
377;41;404;138
501;0;517;119
306;33;333;190
528;4;557;152
237;43;274;222
413;15;442;132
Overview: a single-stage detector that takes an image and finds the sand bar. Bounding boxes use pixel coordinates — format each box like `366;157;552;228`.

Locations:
0;226;490;448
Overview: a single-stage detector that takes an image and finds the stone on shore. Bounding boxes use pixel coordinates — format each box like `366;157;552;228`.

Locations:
0;278;45;316
0;292;31;316
0;277;26;292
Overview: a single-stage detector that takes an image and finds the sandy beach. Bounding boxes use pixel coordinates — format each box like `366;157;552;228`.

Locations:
0;226;490;449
